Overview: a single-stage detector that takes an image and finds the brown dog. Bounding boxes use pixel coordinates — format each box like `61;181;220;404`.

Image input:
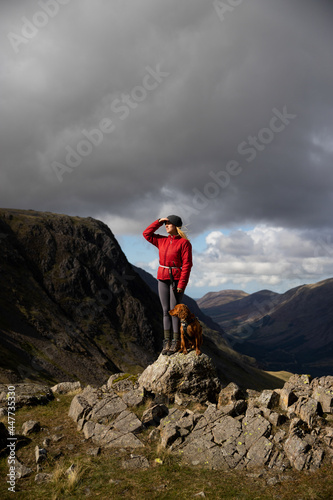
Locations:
169;304;203;355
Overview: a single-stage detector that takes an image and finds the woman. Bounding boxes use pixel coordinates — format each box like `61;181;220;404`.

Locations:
143;215;192;355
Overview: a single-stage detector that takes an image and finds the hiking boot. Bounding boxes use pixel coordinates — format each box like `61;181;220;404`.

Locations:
167;339;181;355
161;340;171;355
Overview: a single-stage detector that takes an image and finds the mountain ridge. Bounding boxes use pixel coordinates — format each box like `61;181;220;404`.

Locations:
197;279;333;376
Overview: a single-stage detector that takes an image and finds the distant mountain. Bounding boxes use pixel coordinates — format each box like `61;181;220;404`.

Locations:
197;289;249;308
197;289;279;335
0;208;287;390
197;280;333;377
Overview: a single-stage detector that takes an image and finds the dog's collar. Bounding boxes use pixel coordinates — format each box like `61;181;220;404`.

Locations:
181;317;196;327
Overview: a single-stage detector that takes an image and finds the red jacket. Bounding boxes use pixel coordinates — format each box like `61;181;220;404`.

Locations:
143;219;193;290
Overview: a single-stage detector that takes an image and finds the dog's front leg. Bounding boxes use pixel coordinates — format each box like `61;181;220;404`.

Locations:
195;336;201;356
180;330;187;354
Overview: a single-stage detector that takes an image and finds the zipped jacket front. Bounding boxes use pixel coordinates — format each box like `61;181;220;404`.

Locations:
143;219;193;290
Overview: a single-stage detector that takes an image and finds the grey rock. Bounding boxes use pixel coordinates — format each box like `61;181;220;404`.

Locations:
296;397;322;426
22;420;40;436
148;428;160;441
86;447;101;456
142;404;168;427
323;428;333;447
15;459;33;479
51;381;81;394
122;388;145;407
68;389;96;423
311;377;333;413
279;388;298;410
309;447;325;471
242;414;271;449
212;416;242;445
35;446;47;464
90;394;127;424
160;407;190;428
35;473;53;483
274;430;287;444
113;410;143;434
98;430;144;449
121;454;149;469
267;412;287;427
267;449;289;471
160;423;180;448
0;383;54;409
217;382;245;408
138;352;221;403
180;433;217;465
247;436;273;467
257;390;280;409
112;378;136;393
285;374;312;391
106;373;127;389
83;421;96;439
284;428;311;471
67;367;333;474
51;434;64;443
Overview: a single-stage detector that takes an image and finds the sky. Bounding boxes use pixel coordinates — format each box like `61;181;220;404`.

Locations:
1;0;333;299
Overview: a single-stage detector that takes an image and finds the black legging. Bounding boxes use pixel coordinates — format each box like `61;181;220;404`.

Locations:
158;279;184;333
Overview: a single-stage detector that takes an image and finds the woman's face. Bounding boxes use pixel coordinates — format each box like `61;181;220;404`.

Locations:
165;221;177;235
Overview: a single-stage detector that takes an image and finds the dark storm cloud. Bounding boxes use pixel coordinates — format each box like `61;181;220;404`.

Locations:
1;0;333;235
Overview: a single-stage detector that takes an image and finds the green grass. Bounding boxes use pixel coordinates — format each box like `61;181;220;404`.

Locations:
1;394;332;500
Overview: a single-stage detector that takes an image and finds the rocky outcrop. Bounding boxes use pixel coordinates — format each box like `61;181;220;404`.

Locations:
67;361;333;472
68;383;145;450
0;384;54;409
138;351;221;404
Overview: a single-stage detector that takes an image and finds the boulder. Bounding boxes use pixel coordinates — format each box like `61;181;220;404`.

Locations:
0;383;54;408
311;376;333;413
15;459;33;479
51;381;81;394
217;382;245;408
121;454;150;469
257;390;280;409
35;446;47;464
22;420;40;436
138;352;221;403
142;404;168;427
68;383;144;450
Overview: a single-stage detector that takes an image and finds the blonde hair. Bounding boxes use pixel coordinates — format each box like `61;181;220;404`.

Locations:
176;227;189;240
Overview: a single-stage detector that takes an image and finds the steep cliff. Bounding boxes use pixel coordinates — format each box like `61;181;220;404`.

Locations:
0;209;162;385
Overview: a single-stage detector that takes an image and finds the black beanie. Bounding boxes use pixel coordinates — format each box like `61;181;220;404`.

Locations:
167;215;182;227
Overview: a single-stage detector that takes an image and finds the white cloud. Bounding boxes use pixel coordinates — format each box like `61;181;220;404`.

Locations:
191;225;333;291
